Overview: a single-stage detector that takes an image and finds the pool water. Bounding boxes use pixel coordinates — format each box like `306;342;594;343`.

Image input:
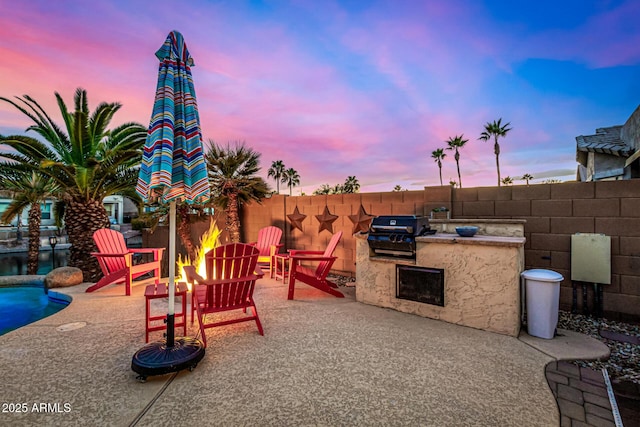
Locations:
0;286;70;336
0;249;69;276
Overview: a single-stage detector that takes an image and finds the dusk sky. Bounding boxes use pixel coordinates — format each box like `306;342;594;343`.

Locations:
0;0;638;194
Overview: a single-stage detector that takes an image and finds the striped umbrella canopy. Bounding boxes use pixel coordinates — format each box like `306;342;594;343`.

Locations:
136;30;210;204
136;30;209;348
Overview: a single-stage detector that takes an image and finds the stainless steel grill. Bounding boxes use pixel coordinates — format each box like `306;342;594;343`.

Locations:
367;215;432;258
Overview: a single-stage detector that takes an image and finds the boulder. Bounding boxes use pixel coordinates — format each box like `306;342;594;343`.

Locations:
45;267;84;288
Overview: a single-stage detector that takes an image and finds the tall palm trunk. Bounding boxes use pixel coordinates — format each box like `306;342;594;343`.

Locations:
65;198;110;281
494;138;501;186
177;203;197;261
438;160;443;186
16;209;23;242
455;151;462;188
225;191;241;243
27;204;42;275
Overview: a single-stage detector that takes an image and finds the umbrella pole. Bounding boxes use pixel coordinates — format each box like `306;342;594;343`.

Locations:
130;199;205;382
166;200;176;347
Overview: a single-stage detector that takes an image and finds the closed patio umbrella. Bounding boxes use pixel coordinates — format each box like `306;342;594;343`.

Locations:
132;30;210;380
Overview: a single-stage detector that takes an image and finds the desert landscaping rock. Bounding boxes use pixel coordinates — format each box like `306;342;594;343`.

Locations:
45;266;84;288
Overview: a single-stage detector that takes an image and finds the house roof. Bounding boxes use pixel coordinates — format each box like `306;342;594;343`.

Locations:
576;125;633;157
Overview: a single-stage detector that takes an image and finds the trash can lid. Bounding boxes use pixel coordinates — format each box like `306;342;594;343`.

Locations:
521;269;564;282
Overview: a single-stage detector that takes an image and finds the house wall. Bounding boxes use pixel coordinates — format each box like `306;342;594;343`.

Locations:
0;198;57;228
103;195;124;225
622;104;640;151
239;180;640;322
593;153;626;180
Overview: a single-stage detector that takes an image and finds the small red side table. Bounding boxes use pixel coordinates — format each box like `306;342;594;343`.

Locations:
144;282;188;343
273;253;290;283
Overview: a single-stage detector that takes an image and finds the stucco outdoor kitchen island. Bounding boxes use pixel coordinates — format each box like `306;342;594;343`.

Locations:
355;224;526;337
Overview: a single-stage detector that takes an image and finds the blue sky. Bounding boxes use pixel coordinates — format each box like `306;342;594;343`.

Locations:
0;0;638;194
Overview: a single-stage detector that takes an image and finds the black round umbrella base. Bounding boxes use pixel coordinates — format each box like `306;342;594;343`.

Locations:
131;337;205;380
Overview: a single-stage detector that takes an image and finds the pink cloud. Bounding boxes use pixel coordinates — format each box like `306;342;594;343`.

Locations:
0;0;634;194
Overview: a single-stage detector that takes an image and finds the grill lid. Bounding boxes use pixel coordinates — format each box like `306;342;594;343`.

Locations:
370;224;414;233
369;215;428;236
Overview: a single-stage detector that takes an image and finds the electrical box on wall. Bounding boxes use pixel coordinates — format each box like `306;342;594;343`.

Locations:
571;233;611;284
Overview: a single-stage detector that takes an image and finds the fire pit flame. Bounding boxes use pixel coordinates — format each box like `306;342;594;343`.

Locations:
177;221;222;288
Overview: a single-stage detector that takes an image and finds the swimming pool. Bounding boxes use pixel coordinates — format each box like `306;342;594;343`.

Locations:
0;283;71;336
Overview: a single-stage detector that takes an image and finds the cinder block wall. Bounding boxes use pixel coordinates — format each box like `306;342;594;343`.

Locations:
451;180;640;322
240;186;452;275
238;180;640;321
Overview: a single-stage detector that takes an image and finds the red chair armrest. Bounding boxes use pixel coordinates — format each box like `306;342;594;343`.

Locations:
129;248;163;254
91;252;128;258
289;250;323;256
290;255;337;262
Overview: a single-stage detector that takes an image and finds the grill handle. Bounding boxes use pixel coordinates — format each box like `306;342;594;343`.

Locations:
370;225;414;233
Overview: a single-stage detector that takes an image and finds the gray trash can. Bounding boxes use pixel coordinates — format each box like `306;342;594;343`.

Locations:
521;269;563;339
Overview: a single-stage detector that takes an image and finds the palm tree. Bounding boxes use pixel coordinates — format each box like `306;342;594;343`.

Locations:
522;173;533;186
267;160;285;194
0;88;147;280
0;170;58;274
343;176;360;193
445;135;468;188
479;118;512;186
501;176;514;186
283;167;300;196
393;185;404;191
313;184;332;195
176;202;208;261
431;148;447;186
205;141;269;242
15;209;23;242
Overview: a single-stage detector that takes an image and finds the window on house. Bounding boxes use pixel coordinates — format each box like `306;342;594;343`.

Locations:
41;202;51;220
0;202;8;218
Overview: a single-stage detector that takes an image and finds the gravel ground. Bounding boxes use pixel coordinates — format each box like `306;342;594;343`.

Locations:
328;274;356;287
557;311;639;385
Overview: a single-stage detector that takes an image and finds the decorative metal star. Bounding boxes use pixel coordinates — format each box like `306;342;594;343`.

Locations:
348;204;375;234
287;206;307;232
315;206;339;234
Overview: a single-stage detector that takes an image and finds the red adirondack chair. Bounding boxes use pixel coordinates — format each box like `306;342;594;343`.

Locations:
87;228;164;296
286;231;344;300
184;243;264;348
249;226;283;277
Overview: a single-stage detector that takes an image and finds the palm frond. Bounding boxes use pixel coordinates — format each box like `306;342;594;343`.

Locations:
0;195;29;224
89;102;121;145
21;94;68;147
0;134;57;163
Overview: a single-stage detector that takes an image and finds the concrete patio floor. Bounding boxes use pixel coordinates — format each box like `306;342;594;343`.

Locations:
0;276;609;426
